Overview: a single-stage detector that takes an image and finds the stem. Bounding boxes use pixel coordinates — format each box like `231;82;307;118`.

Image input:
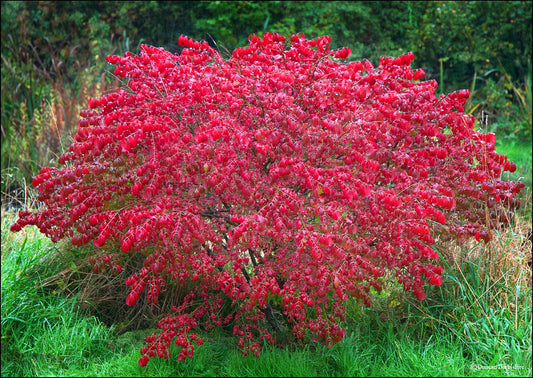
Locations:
439;58;444;95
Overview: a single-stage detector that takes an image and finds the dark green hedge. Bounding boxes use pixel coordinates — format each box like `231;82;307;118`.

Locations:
2;1;531;87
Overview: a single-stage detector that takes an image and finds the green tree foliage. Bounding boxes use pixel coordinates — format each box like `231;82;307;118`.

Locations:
3;1;530;86
411;1;532;89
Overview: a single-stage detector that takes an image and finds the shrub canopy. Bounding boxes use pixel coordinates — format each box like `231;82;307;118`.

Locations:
10;33;525;365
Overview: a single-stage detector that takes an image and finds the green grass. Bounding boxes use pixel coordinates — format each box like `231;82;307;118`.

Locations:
1;212;116;377
495;136;532;224
496;137;533;189
2;207;531;377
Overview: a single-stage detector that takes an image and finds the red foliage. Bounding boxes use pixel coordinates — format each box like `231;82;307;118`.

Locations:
11;32;524;365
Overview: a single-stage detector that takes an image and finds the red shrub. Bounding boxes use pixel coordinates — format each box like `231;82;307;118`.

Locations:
11;32;524;364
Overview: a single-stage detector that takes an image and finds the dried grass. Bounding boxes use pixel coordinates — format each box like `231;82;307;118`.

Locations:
434;195;532;316
36;244;201;334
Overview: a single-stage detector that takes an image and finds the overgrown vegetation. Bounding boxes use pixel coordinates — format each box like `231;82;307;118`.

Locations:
1;1;532;377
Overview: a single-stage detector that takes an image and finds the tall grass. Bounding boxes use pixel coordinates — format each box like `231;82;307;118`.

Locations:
427;223;531;372
1;46;119;204
1;211;115;377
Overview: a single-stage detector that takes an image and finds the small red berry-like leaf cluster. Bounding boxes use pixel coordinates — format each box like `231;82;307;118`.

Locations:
11;32;524;366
